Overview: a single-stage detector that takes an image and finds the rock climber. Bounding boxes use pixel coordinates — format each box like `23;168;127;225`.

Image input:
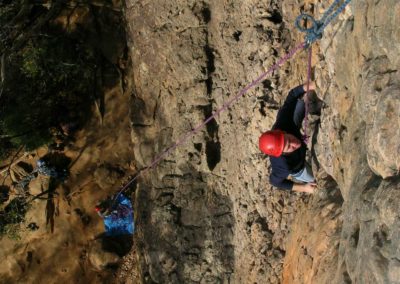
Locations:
259;82;317;194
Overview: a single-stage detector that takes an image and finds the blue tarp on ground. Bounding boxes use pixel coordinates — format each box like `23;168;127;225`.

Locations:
103;194;134;236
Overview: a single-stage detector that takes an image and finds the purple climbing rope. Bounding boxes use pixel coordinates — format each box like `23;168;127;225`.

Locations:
303;46;312;144
112;42;306;203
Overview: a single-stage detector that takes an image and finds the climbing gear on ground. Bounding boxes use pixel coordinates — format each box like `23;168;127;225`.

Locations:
98;194;134;236
295;0;352;46
259;130;285;157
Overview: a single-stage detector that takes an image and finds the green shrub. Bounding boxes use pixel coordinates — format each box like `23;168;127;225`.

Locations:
0;34;96;150
0;197;28;240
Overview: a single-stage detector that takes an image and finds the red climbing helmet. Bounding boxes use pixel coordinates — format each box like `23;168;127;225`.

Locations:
259;130;285;157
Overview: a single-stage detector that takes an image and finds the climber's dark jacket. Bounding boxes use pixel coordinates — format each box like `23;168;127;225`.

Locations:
269;85;307;190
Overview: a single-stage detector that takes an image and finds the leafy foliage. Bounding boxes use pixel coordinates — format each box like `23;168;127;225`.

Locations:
0;33;96;150
0;197;28;240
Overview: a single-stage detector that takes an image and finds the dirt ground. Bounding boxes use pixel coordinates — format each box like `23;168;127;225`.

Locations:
0;79;140;283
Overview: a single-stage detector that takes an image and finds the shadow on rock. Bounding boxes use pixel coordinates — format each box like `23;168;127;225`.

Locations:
135;167;235;283
100;234;134;257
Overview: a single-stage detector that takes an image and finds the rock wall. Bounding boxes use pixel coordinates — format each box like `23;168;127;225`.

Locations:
124;0;400;283
125;0;307;282
314;1;400;283
283;1;400;283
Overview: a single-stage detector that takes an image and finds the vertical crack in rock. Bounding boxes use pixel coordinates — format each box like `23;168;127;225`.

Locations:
201;7;214;97
205;140;221;171
200;5;211;24
201;104;221;171
195;2;221;172
204;44;215;95
127;1;234;282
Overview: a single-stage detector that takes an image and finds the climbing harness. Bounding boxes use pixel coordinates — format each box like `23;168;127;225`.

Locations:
295;0;352;47
104;0;353;215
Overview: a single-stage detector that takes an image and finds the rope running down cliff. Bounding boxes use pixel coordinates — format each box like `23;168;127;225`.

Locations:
108;0;353;210
112;42;305;202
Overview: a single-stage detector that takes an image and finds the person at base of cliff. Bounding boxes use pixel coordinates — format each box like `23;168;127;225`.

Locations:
259;82;317;194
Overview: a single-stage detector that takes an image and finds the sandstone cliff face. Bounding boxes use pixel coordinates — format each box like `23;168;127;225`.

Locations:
314;1;400;283
124;0;399;283
281;1;400;283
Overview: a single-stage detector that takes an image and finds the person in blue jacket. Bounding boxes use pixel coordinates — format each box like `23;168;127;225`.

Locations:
258;82;317;194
